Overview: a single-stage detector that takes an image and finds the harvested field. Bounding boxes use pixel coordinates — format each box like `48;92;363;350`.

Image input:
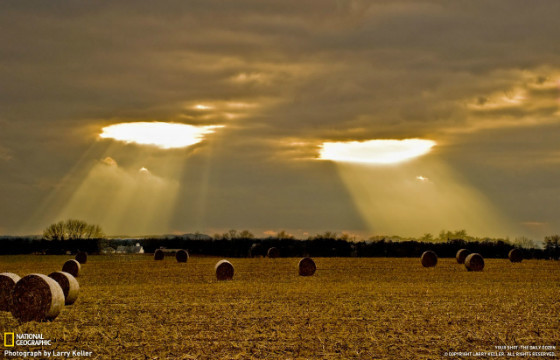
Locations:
0;255;558;359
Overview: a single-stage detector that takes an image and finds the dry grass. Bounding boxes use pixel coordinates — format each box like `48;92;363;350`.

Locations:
0;255;558;359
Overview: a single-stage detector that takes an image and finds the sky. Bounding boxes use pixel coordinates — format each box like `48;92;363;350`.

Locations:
1;1;559;240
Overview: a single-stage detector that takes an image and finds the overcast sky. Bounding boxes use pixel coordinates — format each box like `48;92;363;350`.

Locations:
1;1;559;240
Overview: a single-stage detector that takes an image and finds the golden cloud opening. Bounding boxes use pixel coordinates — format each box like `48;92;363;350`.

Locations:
319;139;436;164
99;122;223;149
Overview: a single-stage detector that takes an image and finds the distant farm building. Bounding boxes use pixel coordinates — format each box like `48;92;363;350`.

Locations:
115;243;145;254
100;247;116;254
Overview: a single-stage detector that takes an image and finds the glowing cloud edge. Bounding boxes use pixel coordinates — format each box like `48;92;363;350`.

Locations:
99;122;224;149
318;139;436;164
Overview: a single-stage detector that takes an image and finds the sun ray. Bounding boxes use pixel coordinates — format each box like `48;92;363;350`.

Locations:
332;159;518;238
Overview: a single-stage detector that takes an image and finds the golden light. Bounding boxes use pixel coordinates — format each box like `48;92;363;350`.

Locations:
54;158;181;236
194;104;213;110
502;92;525;104
99;122;223;149
332;160;517;237
319;139;436;164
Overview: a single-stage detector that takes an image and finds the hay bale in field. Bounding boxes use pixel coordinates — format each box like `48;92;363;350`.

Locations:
267;247;280;258
0;273;21;312
11;274;65;322
465;253;485;271
176;249;189;263
62;259;81;277
508;248;523;263
154;249;164;260
249;243;264;257
421;250;438;267
215;260;234;281
48;271;79;305
298;257;316;276
456;249;470;264
75;251;87;264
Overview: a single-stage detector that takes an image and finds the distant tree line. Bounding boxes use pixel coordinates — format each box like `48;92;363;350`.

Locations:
0;228;559;259
544;235;560;260
0;238;100;255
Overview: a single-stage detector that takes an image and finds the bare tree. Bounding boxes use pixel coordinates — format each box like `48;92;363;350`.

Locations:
43;219;104;240
544;235;559;260
43;221;66;240
238;230;254;239
314;231;336;240
514;236;537;250
227;229;238;240
277;230;294;240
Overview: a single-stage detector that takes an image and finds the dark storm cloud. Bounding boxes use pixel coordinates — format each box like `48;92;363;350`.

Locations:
1;1;559;237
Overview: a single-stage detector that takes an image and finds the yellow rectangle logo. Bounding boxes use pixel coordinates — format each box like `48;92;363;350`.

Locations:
4;332;14;347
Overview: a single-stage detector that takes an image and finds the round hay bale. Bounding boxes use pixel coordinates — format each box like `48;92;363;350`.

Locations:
267;247;280;258
75;251;87;264
11;274;65;322
508;248;523;263
249;243;264;257
215;260;234;281
48;271;79;305
0;273;21;312
456;249;470;264
298;257;316;276
154;249;164;260
421;250;438;267
62;259;81;277
176;249;189;263
62;259;82;277
465;253;485;271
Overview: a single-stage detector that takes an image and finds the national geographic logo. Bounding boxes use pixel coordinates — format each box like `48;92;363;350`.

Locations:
4;333;15;347
3;333;92;358
2;333;51;347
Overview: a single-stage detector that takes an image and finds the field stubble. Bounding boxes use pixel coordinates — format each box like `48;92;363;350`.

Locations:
0;256;558;359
